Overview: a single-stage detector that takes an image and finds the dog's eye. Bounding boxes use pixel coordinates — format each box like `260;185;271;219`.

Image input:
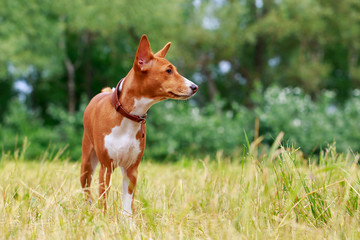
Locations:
166;69;172;74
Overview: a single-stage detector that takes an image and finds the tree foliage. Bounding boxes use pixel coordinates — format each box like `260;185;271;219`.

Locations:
1;0;360;158
1;0;360;112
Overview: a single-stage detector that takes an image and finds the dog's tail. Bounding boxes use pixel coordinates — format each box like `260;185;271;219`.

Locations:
101;87;114;93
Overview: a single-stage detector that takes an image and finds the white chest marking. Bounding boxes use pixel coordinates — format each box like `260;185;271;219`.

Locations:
104;119;141;169
104;97;156;169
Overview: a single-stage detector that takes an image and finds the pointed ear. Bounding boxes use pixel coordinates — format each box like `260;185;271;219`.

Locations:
154;42;171;58
134;34;153;72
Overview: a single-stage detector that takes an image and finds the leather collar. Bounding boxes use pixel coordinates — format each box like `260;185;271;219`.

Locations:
110;78;147;137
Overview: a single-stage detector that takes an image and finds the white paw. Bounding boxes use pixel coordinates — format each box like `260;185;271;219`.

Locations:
121;209;132;217
121;210;136;229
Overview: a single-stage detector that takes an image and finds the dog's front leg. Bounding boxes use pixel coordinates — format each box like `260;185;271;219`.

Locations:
121;166;138;215
99;164;113;210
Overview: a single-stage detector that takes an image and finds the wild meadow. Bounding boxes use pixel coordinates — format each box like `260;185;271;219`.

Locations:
1;137;360;239
2;1;360;239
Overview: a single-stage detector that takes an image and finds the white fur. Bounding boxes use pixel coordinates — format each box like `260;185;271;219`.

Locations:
121;167;134;215
183;77;196;94
104;119;141;169
119;80;125;92
131;97;156;115
104;97;156;169
104;97;157;215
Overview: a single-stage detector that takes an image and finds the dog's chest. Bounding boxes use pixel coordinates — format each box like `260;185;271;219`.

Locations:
104;119;141;169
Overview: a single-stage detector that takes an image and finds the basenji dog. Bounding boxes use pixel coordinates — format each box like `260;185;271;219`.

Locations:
80;35;198;215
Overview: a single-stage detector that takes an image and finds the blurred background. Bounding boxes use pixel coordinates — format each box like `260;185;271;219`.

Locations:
0;0;360;161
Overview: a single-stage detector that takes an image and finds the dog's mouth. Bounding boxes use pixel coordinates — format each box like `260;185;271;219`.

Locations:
168;91;193;99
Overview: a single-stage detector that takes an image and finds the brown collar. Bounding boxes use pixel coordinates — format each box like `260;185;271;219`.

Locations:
110;78;147;138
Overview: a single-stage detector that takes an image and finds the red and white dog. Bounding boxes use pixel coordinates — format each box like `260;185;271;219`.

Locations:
80;35;198;215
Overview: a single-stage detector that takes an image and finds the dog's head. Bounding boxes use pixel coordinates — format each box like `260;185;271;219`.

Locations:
132;35;198;101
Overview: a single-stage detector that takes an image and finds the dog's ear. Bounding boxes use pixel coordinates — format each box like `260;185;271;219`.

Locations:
134;35;153;72
154;42;171;58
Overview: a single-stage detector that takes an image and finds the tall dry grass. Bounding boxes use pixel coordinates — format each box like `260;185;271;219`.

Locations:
1;138;360;239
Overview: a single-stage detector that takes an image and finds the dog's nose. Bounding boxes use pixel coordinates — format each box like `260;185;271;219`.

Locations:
190;84;198;93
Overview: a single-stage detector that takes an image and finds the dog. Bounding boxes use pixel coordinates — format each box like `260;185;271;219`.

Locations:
80;35;198;215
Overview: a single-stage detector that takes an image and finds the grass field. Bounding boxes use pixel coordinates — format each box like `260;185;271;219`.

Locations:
1;141;360;239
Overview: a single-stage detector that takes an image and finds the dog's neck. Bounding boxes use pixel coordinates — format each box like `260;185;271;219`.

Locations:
118;70;157;117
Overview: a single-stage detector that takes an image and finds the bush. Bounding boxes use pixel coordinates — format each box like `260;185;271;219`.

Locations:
254;86;360;154
0;99;61;158
145;99;253;161
46;100;86;160
1;86;360;161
